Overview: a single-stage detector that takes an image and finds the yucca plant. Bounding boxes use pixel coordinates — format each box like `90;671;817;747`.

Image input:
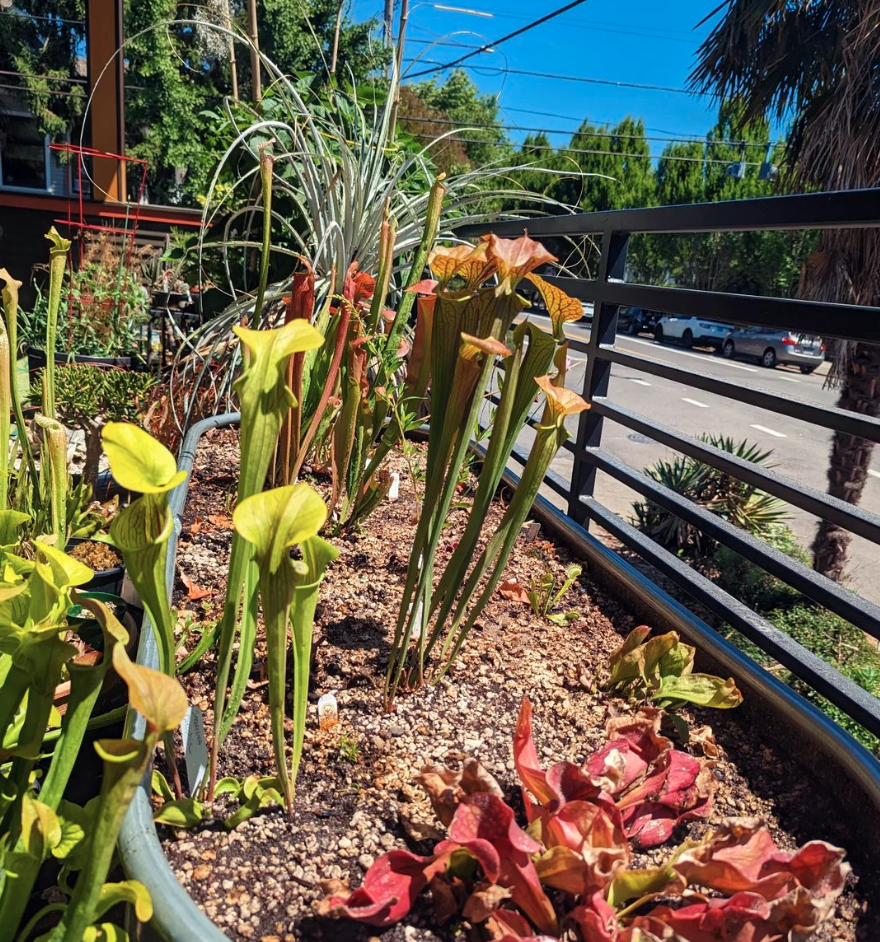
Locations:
165;58;573;439
631;434;789;556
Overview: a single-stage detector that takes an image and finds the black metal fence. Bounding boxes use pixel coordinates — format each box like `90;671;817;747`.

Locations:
460;188;880;743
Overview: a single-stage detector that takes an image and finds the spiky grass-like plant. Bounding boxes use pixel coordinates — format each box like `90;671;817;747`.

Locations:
165;60;575;436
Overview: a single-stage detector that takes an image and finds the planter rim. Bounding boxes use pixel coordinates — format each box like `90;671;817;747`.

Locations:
118;412;239;942
119;417;880;942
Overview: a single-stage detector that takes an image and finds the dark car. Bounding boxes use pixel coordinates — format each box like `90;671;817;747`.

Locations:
617;307;658;336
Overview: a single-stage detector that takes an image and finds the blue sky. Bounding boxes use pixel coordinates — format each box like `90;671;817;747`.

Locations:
351;0;762;155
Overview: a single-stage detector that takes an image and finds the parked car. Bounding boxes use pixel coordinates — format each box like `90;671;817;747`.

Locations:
653;315;730;349
617;307;658;335
721;327;826;373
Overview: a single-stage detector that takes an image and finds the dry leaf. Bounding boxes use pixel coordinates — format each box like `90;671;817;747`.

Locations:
690;724;721;758
208;513;235;530
181;573;213;600
498;581;529;603
462;882;512;922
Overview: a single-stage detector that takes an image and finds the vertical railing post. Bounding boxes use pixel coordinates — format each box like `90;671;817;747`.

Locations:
568;229;629;523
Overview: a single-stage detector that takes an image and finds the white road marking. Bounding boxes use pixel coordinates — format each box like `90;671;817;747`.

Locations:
750;424;787;438
622;336;758;372
868;469;880;480
682;397;709;408
775;374;801;384
630;378;652;386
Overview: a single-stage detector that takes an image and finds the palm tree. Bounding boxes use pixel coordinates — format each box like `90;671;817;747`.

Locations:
690;0;880;582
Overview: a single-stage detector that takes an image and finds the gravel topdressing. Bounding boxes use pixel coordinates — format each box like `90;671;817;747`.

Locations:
159;428;870;942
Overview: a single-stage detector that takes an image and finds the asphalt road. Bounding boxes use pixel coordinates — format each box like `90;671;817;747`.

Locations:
513;313;880;603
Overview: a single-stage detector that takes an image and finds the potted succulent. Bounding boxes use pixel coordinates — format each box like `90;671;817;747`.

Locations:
21;230;153;373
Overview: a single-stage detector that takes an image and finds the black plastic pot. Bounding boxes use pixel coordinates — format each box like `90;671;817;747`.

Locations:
119;413;880;942
71;469;132;503
26;346;139;374
67;538;125;596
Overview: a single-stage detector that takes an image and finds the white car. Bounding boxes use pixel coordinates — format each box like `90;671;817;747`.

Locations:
654;315;730;350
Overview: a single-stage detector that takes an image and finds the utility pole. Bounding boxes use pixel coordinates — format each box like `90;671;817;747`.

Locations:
247;0;261;102
383;0;394;72
388;0;409;134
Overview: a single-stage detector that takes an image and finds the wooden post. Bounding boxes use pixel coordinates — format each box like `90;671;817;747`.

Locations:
85;0;126;202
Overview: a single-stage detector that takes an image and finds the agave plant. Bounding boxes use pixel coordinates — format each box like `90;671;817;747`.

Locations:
631;435;788;556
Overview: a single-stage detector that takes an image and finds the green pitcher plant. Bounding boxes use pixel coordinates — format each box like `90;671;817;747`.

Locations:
0;536;184;942
45;644;189;942
385;234;586;705
205;318;323;799
233;484;335;811
2;234;100;545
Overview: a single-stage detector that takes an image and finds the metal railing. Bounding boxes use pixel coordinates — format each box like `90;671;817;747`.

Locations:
460;188;880;742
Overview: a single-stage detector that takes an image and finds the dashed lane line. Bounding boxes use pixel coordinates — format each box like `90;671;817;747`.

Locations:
750;424;787;438
869;469;880;480
629;378;652;386
681;397;710;408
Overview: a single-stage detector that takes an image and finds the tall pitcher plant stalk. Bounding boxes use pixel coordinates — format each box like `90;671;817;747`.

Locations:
385;235;587;706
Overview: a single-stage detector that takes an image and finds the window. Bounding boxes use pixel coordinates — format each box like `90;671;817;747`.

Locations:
0;113;49;191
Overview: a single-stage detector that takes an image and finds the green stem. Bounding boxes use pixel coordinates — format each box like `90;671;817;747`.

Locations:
219;557;260;740
51;741;152;942
42;236;68;421
0;323;10;510
39;662;106;809
0;277;38;493
34;417;66;547
14;902;66;942
381;175;446;375
437;422;566;675
251;149;274;328
260;572;294;814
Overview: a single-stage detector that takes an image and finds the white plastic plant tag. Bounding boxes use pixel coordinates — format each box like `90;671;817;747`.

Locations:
318;693;339;730
180;705;209;795
388;472;400;501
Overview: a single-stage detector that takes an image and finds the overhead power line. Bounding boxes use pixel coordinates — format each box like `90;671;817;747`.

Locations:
408;131;772;167
398;113;779;149
403;57;709;95
405;0;594;79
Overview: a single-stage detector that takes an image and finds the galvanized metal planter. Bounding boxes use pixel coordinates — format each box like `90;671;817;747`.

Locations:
118;413;880;942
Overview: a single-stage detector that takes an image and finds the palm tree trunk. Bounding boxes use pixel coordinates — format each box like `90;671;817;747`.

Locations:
805;228;880;581
812;342;880;580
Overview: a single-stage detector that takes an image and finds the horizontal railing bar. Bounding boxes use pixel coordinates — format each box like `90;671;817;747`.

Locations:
597;345;880;444
517;313;593;351
592;398;880;545
540;279;880;345
580;496;880;736
508;444;570;498
457;188;880;239
586;446;880;638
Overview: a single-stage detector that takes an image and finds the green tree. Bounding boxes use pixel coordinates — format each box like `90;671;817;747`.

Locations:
692;0;880;583
0;2;86;138
628;103;811;298
405;69;509;170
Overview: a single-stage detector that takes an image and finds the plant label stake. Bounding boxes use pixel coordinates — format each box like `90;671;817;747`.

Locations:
180;705;209;796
